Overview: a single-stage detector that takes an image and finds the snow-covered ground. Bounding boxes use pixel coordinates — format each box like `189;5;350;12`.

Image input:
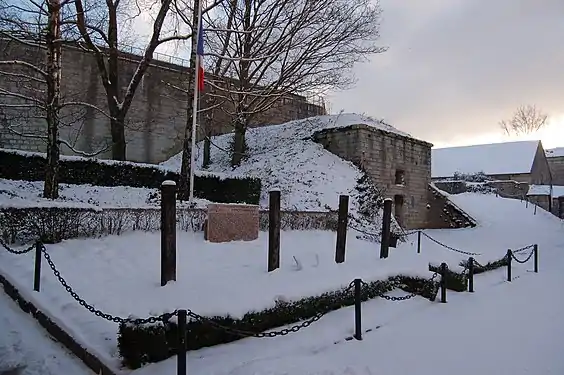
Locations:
0;192;559;374
0;292;93;375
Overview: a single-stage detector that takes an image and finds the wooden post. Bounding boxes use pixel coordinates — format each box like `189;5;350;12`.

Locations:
335;195;349;264
506;249;512;282
380;198;393;259
161;180;177;286
33;242;42;292
440;262;447;303
268;190;281;272
417;231;421;254
177;309;187;375
354;278;362;340
533;244;538;273
534;204;537;215
468;257;474;293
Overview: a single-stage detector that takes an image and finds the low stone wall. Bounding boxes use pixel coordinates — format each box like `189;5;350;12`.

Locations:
0;207;338;244
433;180;529;199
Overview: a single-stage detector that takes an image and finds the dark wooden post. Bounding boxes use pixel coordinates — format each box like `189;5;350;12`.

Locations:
440;262;447;303
417;231;421;254
33;242;42;292
468;257;474;293
354;278;362;340
534;204;537;215
506;249;512;282
161;180;177;286
177;309;187;375
533;244;538;273
335;195;349;264
268;190;281;272
380;198;393;259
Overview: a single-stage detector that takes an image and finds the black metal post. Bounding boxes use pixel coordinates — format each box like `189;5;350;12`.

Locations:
507;249;512;282
468;257;474;293
33;242;42;292
417;230;421;254
380;199;392;259
440;262;447;303
354;278;362;340
335;195;349;264
534;244;538;273
268;190;281;272
177;309;187;375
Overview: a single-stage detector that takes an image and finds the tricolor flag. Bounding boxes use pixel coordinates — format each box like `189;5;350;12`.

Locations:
196;18;205;91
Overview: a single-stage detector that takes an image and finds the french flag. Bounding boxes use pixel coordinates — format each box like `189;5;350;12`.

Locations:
196;18;205;92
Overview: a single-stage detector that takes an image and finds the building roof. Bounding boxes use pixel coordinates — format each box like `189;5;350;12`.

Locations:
432;140;540;178
545;147;564;158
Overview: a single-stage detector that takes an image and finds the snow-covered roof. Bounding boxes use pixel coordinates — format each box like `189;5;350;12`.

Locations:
545;147;564;158
432;140;540;178
527;184;564;197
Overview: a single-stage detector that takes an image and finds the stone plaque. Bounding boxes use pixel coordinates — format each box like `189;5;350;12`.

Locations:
206;204;260;243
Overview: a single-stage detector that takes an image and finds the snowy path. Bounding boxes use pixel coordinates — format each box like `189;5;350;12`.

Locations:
0;291;93;375
136;252;564;375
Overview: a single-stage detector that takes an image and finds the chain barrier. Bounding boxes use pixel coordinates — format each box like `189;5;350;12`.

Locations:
346;214;380;237
360;278;419;301
40;243;177;325
511;249;535;264
420;232;482;256
513;244;535;254
0;238;36;255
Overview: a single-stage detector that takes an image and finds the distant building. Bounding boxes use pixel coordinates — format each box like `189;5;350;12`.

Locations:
431;140;552;185
545;147;564;186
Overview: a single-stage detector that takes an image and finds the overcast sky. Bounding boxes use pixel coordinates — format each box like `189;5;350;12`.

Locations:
327;0;564;148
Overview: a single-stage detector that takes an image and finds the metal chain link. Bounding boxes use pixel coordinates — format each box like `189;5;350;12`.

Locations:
513;244;535;254
511;249;535;264
40;243;177;325
361;279;418;301
0;238;36;255
420;232;482;256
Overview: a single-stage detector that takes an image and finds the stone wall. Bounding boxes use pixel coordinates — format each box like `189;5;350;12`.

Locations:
313;124;433;229
530;142;553;185
0;41;325;163
547;156;564;186
433;180;529;199
425;184;476;229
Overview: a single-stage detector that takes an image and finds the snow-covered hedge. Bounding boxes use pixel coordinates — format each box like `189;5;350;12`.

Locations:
0;149;261;205
117;275;440;369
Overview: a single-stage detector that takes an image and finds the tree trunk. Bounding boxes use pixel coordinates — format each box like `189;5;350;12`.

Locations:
231;117;246;167
43;0;62;199
110;115;126;160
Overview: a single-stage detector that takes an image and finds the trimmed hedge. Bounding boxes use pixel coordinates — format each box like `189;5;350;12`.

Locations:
459;255;509;275
117;274;440;369
0;149;261;204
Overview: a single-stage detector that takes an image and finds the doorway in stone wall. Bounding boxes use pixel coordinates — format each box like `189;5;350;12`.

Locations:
394;195;404;227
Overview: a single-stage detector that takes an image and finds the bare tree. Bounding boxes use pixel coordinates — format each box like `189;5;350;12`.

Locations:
500;104;549;136
72;0;197;160
0;0;109;198
204;0;386;166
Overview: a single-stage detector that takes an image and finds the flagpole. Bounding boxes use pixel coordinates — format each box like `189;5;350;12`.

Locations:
189;1;204;202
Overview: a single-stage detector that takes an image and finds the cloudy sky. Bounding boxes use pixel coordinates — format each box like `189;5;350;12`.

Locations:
327;0;564;148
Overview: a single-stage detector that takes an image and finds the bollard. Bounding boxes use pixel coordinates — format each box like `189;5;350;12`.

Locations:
417;231;421;254
161;180;177;286
268;190;281;272
177;309;187;375
468;257;474;293
33;242;42;292
440;263;447;303
507;249;512;282
533;244;538;273
380;199;392;259
354;278;362;340
335;195;349;264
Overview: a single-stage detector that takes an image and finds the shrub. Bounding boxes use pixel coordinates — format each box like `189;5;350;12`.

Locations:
117;274;440;369
428;263;468;292
459;255;509;275
0;149;261;205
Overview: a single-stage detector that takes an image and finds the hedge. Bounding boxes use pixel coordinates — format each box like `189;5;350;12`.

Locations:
0;149;261;204
117;274;440;369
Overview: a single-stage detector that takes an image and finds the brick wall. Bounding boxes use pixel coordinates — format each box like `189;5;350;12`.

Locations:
313;124;433;229
547;156;564;186
0;41;325;163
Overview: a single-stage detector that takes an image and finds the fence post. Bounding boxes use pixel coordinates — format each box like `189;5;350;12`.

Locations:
534;244;538;273
161;181;177;286
335;195;349;264
33;242;42;292
468;257;474;293
380;198;393;259
534;204;537;215
417;231;421;254
440;263;447;303
268;190;281;272
177;309;187;375
506;249;512;282
354;278;362;340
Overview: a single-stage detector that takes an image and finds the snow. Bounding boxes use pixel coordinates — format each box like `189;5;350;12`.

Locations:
1;192;562;374
0;291;93;375
161;113;420;211
432;140;540;178
546;147;564;157
527;184;564;197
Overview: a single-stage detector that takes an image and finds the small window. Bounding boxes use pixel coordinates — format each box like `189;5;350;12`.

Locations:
395;169;405;185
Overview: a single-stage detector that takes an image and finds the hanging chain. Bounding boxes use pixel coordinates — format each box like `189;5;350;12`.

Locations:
0;238;36;255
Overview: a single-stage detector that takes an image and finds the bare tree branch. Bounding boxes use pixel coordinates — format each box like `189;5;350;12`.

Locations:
500;105;549;136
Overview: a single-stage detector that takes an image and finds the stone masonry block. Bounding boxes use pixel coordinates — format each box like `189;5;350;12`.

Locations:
206;203;259;243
